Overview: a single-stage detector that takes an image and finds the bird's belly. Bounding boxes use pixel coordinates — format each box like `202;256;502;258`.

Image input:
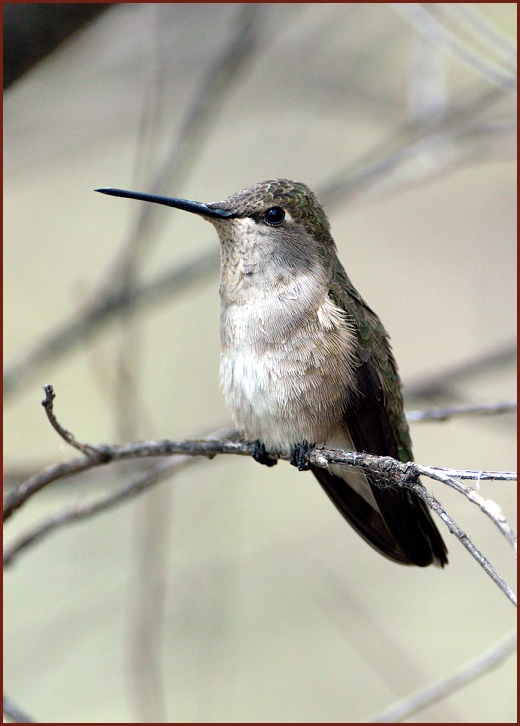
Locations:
220;346;348;454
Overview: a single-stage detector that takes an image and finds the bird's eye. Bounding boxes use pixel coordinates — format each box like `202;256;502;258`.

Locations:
262;206;285;226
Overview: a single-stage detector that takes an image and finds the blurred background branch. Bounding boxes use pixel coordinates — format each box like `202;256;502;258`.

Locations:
371;629;517;722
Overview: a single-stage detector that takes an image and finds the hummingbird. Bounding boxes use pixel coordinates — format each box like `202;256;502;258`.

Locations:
97;179;448;567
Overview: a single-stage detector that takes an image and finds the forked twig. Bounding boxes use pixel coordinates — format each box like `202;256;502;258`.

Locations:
41;384;110;461
4;386;517;607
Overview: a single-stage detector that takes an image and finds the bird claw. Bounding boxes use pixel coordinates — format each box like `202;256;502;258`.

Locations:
252;440;278;467
290;441;314;471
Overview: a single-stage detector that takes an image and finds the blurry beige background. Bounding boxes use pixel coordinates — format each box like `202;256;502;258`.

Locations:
4;4;517;723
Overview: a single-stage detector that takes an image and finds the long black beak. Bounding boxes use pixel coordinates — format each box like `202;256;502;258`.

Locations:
95;188;235;220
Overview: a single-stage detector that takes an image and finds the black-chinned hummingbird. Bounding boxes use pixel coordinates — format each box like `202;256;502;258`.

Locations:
97;179;448;567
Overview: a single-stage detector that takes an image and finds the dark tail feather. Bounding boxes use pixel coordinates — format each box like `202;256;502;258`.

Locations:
311;466;448;567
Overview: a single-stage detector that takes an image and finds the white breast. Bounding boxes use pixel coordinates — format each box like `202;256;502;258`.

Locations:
219;290;357;453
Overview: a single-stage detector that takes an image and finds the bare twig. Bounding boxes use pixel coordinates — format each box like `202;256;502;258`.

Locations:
310;448;517;569
41;384;110;460
410;482;516;606
417;466;517;549
5;476;514;575
315;446;518;550
3;694;34;723
371;630;517;722
1;439;250;522
4;441;516;606
425;467;516;482
5;386;517;598
3;420;236;569
5;438;516;522
5;393;516;527
5;399;514;489
406;399;517;421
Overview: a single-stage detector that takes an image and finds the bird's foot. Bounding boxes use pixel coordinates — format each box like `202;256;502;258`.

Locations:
290;440;315;471
251;440;278;467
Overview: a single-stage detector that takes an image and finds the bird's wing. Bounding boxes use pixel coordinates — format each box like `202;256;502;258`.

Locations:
312;285;448;566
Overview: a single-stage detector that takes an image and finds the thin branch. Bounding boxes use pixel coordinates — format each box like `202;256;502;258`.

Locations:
4;442;516;608
425;467;516;482
41;384;110;460
310;447;517;554
412;482;516;606
6;387;517;524
5;385;517;597
406;399;516;421
311;448;518;606
3;694;34;723
6;458;515;573
371;630;517;722
2;439;251;522
5;438;516;522
3;423;234;567
418;466;517;551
